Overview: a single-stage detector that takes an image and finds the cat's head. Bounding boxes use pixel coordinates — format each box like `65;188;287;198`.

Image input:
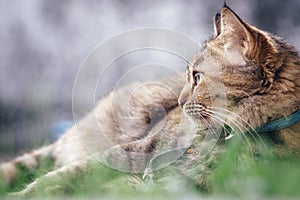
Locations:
179;5;300;131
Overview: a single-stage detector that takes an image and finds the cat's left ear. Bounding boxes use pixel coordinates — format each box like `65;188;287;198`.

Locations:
217;6;283;89
217;6;254;60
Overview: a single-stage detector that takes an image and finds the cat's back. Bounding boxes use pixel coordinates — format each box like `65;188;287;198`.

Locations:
51;74;185;166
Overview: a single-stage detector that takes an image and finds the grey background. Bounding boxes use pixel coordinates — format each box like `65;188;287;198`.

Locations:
0;0;299;159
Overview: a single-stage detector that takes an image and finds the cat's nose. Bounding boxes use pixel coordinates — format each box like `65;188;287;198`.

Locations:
178;98;187;108
178;84;190;109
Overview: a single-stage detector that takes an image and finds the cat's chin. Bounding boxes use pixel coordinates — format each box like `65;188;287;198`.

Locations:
195;119;211;132
183;114;210;132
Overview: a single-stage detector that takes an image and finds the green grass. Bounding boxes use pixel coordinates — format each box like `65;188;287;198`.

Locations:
211;139;300;197
0;156;54;196
1;138;300;199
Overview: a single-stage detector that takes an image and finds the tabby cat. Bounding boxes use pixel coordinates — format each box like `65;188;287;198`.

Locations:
1;5;300;196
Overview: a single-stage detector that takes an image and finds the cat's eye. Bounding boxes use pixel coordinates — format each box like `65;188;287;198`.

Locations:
193;71;203;86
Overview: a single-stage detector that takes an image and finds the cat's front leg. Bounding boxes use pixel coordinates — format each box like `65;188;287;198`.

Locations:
7;158;93;198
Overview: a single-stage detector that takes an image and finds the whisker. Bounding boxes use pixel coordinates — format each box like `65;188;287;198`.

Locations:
205;111;252;147
186;107;225;142
202;112;232;133
208;110;249;133
198;114;221;139
207;107;266;146
207;107;258;134
189;114;224;159
204;111;252;148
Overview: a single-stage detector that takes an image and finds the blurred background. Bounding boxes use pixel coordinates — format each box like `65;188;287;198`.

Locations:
0;0;300;160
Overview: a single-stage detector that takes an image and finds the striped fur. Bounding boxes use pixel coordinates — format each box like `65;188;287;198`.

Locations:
1;5;300;196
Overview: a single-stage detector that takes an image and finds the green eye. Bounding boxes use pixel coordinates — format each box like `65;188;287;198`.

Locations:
193;72;203;86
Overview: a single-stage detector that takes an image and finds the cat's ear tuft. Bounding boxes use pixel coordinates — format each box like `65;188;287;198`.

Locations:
213;13;221;37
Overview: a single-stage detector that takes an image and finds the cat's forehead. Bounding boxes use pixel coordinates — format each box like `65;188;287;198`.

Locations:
187;47;221;73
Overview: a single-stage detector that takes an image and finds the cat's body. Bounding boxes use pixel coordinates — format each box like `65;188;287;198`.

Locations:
1;5;300;196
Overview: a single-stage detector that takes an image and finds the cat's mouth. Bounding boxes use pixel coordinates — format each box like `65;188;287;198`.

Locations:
183;110;211;131
191;116;211;130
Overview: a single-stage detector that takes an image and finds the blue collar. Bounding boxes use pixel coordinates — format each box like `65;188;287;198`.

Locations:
257;110;300;133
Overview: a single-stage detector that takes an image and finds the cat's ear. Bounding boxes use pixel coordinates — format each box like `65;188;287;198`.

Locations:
213;13;221;37
218;6;281;89
218;6;254;60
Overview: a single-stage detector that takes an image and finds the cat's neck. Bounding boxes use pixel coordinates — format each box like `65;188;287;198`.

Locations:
277;121;300;154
